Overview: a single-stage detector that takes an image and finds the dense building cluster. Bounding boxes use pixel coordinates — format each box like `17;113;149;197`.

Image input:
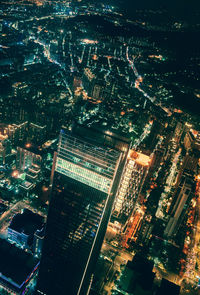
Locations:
0;1;200;295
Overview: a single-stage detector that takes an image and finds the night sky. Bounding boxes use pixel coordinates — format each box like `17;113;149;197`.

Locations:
116;0;200;22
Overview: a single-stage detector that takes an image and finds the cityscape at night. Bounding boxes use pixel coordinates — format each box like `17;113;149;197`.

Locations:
0;0;200;294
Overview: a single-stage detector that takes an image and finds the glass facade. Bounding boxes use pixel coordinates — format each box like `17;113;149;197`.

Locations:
56;156;112;193
36;128;126;295
114;150;150;217
56;133;121;193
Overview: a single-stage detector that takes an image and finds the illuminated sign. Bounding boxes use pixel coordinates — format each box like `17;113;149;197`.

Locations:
56;157;112;193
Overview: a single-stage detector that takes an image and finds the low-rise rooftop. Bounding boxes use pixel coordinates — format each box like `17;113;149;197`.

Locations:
9;209;44;236
0;238;39;289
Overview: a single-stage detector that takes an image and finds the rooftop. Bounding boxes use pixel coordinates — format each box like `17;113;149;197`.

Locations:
19;180;34;190
119;254;154;293
9;209;44;236
128;149;151;166
0;238;39;287
70;123;131;152
157;278;180;295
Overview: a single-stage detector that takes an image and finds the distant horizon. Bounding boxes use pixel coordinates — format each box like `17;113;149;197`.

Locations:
117;0;200;19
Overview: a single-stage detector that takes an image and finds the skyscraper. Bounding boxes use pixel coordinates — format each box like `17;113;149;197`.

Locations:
36;125;130;295
113;149;151;219
164;176;193;238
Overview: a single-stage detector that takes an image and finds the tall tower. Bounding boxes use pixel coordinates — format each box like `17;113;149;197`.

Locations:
36;125;129;295
113;149;151;218
164;176;193;238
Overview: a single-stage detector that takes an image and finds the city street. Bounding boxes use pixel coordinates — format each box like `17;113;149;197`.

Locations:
101;241;133;295
184;180;200;287
0;1;200;294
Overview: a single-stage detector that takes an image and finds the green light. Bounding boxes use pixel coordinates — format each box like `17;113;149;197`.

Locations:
18;173;26;180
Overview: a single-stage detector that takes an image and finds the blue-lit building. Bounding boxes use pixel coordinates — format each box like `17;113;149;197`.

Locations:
0;238;39;295
36;125;130;295
7;209;44;250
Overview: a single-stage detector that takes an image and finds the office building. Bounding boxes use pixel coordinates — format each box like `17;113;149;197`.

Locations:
8;209;44;250
0;122;28;145
16;146;42;172
36;125;130;295
117;254;154;295
0;239;39;295
135;214;154;246
28;122;47;144
5;122;28;144
164;176;194;238
113;149;151;218
0;134;12;165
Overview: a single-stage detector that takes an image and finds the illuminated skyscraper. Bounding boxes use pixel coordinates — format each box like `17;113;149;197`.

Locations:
36;125;129;295
164;176;193;238
113;149;151;218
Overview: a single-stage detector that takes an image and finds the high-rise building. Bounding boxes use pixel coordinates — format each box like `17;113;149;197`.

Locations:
5;121;28;144
184;129;200;156
16;146;42;172
0;134;12;165
28;122;47;144
113;149;151;218
164;176;194;238
36;125;130;295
